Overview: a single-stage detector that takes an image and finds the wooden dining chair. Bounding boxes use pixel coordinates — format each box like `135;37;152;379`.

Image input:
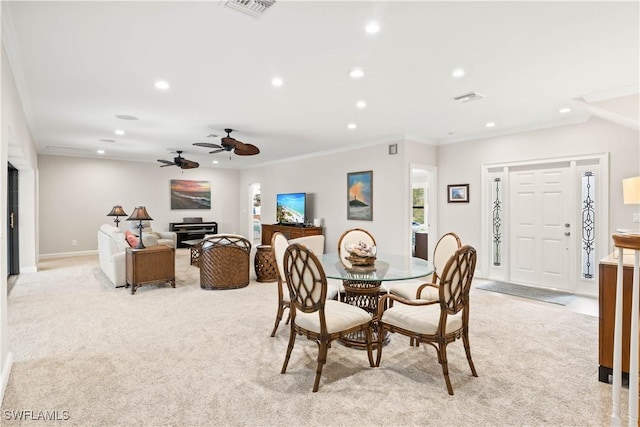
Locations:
281;243;375;392
386;232;462;302
376;245;478;395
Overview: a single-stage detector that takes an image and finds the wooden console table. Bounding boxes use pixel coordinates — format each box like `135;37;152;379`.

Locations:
599;253;637;383
261;224;322;246
170;221;218;248
609;232;640;425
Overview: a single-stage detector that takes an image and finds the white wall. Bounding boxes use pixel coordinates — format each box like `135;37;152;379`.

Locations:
1;43;39;401
239;140;437;256
38;155;241;255
437;117;640;272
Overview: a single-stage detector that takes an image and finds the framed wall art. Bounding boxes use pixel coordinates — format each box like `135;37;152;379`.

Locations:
347;170;373;220
447;184;469;203
170;180;211;210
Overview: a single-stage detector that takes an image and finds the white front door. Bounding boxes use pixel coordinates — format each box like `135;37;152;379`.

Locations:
509;166;573;291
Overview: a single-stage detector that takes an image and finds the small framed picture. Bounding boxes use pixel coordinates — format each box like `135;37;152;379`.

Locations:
447;184;469;203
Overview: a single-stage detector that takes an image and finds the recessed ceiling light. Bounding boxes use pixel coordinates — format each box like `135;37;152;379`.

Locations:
349;68;364;79
271;77;283;87
154;80;170;90
100;138;116;143
452;68;465;78
212;160;219;164
365;22;380;34
485;122;496;128
356;100;367;109
558;107;571;114
115;114;139;121
97;149;105;155
348;123;357;130
114;130;125;136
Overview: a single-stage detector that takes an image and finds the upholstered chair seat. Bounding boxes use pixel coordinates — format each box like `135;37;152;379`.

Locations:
295;299;372;334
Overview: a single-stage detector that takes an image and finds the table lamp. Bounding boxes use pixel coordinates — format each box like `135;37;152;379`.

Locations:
126;206;153;249
106;205;128;227
623;176;640;232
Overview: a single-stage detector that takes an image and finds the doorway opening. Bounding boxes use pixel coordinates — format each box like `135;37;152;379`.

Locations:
8;163;19;277
410;164;437;259
249;183;261;245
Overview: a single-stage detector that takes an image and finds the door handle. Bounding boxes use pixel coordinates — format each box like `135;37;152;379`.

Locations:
9;212;14;229
564;231;570;236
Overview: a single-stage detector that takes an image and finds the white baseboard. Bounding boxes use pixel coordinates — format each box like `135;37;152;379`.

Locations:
1;352;14;405
39;250;98;260
20;266;38;273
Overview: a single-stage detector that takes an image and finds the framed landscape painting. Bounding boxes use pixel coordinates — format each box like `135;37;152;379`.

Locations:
347;170;373;220
170;180;211;209
447;184;469;203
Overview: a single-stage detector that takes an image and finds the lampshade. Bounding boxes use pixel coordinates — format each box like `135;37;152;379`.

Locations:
127;206;153;221
106;205;128;217
623;176;640;205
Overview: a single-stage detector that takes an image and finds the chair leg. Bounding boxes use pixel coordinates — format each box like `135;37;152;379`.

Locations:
312;340;329;392
281;324;296;374
463;329;478;377
270;303;285;337
375;327;386;367
437;343;454;395
284;311;291;325
365;324;375;367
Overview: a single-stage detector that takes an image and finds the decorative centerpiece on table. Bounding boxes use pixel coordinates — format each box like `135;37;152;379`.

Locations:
345;241;377;267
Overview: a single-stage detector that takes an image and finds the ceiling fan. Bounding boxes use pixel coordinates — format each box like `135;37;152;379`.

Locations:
193;128;260;156
157;150;199;169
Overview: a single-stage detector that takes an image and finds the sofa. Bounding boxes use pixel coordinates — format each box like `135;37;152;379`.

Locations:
97;223;177;287
125;221;177;248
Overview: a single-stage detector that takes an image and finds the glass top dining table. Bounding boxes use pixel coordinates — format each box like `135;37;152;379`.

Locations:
320;252;434;282
319;253;434;349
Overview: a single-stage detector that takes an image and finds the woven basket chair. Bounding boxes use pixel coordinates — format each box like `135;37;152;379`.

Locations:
199;234;251;290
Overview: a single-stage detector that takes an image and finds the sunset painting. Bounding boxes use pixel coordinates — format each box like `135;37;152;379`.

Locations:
347;171;372;220
170;180;211;210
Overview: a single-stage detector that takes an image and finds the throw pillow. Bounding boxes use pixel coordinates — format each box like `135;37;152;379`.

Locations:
124;230;139;248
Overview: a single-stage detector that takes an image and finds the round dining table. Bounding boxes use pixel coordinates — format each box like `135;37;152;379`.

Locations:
321;252;434;348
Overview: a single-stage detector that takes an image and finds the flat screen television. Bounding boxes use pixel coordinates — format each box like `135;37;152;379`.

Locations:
276;192;306;225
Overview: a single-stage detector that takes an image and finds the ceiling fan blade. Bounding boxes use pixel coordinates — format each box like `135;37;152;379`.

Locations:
234;144;260;156
158;159;176;166
193;142;222;149
181;159;199;169
209;148;226;154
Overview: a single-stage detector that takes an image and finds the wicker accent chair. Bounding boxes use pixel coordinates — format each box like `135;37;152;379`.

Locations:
199;234;251;290
376;245;478;395
270;233;338;337
281;243;375;392
387;232;462;302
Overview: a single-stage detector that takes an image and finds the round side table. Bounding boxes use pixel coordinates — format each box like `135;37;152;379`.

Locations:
255;245;278;282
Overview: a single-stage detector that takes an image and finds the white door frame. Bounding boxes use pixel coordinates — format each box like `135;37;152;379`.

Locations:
480;153;609;296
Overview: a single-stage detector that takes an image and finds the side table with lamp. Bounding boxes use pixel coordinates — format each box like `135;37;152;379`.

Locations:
124;206;175;294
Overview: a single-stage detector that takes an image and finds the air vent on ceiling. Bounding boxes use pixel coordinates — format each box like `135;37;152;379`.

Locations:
453;91;484;103
225;0;275;18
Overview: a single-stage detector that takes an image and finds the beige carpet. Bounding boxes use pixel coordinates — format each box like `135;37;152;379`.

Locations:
1;250;625;426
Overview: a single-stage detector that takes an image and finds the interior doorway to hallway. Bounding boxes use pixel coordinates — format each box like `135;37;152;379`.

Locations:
7;163;19;276
249;183;261;245
410;164;437;259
